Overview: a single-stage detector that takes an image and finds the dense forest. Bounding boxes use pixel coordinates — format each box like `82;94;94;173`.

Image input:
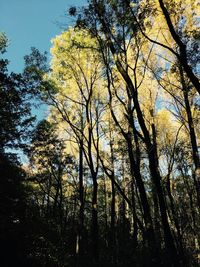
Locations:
0;0;200;266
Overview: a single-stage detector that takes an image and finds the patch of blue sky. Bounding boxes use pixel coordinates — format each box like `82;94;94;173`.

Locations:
0;0;87;162
0;0;87;73
1;0;87;118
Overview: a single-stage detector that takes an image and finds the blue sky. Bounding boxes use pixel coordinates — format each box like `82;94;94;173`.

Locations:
1;0;87;162
0;0;87;116
0;0;86;72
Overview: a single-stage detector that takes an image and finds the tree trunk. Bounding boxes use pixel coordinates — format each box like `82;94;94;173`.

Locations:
76;138;85;266
115;62;179;265
92;176;99;264
109;123;116;263
158;0;200;95
179;66;200;209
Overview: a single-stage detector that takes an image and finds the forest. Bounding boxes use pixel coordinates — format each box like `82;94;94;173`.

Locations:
0;0;200;266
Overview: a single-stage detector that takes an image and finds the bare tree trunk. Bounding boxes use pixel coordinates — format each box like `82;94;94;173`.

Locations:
179;66;200;209
91;175;99;264
109;131;116;264
76;138;84;266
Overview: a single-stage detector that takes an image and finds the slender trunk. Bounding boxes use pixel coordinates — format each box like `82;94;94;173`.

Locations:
109;127;116;263
110;178;116;261
46;178;51;215
79;139;84;233
126;134;155;244
148;143;180;265
151;123;162;246
87;120;99;264
76;139;84;266
133;88;179;266
53;182;59;216
103;175;108;248
84;88;99;264
92;175;99;264
179;66;200;208
130;180;138;245
166;172;185;258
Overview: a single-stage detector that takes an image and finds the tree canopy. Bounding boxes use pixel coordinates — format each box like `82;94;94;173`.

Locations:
1;1;200;266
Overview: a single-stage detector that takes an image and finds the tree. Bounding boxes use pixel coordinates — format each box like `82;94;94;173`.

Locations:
0;33;35;267
15;1;199;265
0;33;34;151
